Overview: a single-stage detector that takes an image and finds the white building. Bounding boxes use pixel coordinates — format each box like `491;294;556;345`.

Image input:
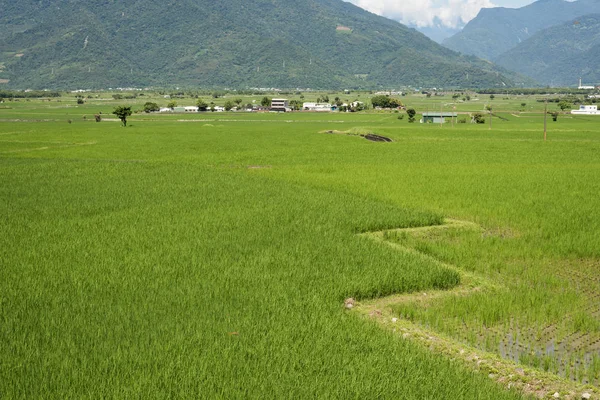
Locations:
578;78;595;90
184;106;199;112
303;102;332;112
271;98;289;112
571;105;599;115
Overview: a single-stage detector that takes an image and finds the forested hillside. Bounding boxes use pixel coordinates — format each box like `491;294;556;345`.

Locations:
493;14;600;86
0;0;524;89
443;0;600;60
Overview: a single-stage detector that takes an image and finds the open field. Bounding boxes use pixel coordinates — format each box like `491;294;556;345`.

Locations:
1;97;599;398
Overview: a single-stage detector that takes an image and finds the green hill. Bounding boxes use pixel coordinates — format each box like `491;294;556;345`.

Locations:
443;0;600;61
493;14;600;86
0;0;526;89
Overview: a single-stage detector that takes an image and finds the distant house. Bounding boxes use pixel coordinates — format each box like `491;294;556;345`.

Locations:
184;106;199;112
421;112;457;123
303;102;333;112
271;98;289;112
159;107;172;113
571;105;598;115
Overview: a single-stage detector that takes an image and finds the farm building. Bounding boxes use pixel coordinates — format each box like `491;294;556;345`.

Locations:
303;102;333;112
421;112;457;123
271;98;289;112
571;105;599;115
578;78;596;90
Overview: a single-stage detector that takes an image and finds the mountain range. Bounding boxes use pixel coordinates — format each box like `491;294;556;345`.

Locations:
443;0;600;61
493;14;600;86
440;0;600;86
0;0;525;89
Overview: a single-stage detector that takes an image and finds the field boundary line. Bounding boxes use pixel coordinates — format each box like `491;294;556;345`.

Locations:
353;219;598;399
0;141;97;154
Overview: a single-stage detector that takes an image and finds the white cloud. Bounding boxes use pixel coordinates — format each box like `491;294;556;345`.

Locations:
347;0;497;28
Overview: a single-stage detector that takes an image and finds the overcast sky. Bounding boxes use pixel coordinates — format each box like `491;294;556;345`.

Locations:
346;0;537;28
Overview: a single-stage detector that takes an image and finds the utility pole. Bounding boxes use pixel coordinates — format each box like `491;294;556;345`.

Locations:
543;99;547;141
440;102;443;128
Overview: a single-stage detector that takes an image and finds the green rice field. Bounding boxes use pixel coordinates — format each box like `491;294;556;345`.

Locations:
1;94;599;398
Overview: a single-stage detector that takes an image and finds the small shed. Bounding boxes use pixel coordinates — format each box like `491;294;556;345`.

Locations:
421;112;457;124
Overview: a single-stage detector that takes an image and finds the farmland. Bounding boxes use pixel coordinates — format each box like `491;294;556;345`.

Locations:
1;93;599;398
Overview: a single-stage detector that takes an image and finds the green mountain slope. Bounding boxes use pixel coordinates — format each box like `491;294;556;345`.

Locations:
443;0;600;61
493;14;600;86
0;0;525;89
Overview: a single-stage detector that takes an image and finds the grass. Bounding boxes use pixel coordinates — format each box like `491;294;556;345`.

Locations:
1;94;599;398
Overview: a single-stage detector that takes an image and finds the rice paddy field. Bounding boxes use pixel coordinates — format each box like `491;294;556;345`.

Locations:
1;93;599;398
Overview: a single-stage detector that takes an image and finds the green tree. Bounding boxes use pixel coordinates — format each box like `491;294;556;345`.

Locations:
167;101;177;109
557;100;572;111
234;98;243;106
472;112;485;124
406;108;416;123
224;100;235;111
261;97;271;107
76;98;84;105
113;106;133;126
521;102;527;109
196;99;208;111
289;100;302;111
489;94;495;100
143;102;159;113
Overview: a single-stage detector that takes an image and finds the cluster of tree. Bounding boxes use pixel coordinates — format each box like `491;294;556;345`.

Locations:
143;102;160;113
289;100;303;111
371;95;403;109
0;90;61;98
112;93;138;100
479;88;598;95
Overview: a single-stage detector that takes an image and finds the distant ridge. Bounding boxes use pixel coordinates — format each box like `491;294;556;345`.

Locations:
493;14;600;86
443;0;600;61
0;0;527;89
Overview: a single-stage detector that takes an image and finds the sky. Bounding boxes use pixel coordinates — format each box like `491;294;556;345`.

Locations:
346;0;537;29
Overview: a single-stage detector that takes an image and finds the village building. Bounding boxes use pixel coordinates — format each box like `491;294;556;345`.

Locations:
578;78;596;90
571;105;599;115
303;102;333;112
420;112;458;123
270;98;289;112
